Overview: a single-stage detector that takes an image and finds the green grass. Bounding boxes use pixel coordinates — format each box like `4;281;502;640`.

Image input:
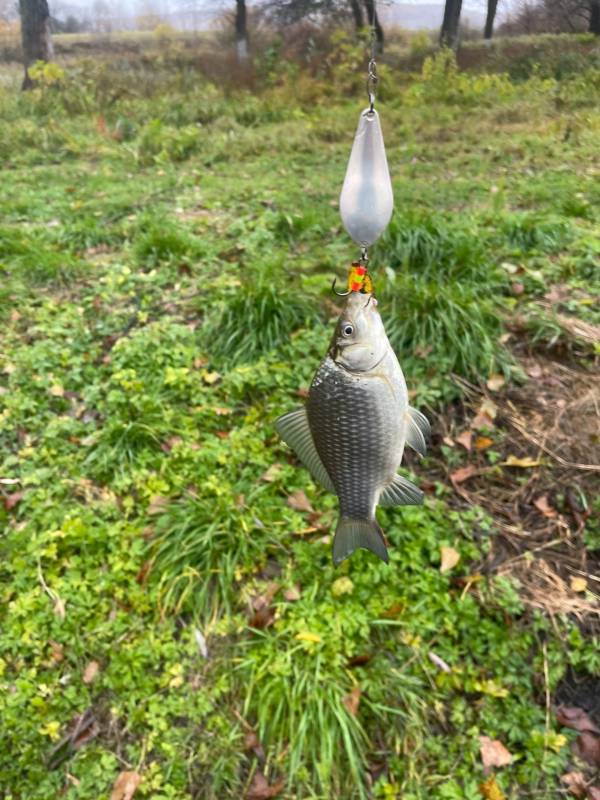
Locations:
1;35;600;799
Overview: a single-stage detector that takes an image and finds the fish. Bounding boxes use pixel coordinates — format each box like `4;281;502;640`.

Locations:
275;291;430;565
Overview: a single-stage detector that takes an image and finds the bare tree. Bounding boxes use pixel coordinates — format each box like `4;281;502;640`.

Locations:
363;0;383;50
484;0;499;37
348;0;363;29
235;0;249;60
440;0;463;46
19;0;53;89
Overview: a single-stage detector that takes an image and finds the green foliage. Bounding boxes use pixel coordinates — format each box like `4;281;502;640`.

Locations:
1;34;599;800
202;279;323;365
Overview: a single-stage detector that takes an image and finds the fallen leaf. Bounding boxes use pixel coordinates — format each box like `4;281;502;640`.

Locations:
82;661;100;684
486;374;506;391
428;651;451;673
260;464;282;483
450;465;477;484
53;596;66;620
202;370;221;385
251;582;280;611
414;344;433;358
479;776;506;800
526;362;543;378
287;490;313;513
443;436;455;448
475;436;494;450
295;632;321;643
4;491;24;511
331;576;354;597
587;787;600;800
560;771;587;798
534;495;557;518
0;477;20;485
49;384;65;397
246;772;285;800
472;399;498;428
343;684;361;715
147;495;169;515
213;407;232;416
194;628;209;659
573;731;600;767
479;736;512;773
283;585;301;602
571;577;588;593
455;430;472;451
110;771;141;800
502;455;542;468
347;653;372;667
440;546;460;573
511;282;525;296
556;705;600;734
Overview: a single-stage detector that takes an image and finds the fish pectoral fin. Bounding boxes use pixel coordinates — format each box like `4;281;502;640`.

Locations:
333;517;388;566
275;406;335;494
405;406;431;457
379;474;424;507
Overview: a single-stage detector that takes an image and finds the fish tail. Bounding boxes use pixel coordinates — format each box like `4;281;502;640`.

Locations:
333;517;389;566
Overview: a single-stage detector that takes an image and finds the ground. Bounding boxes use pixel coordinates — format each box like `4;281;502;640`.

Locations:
0;34;599;800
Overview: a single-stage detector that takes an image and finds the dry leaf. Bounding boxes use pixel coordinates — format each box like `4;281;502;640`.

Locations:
343;685;361;715
560;771;587;798
4;491;24;510
428;651;451;673
479;736;512;773
450;465;477;484
475;436;494;450
533;495;556;518
571;577;588;593
586;787;600;800
260;464;282;483
287;490;313;513
110;771;141;800
511;282;525;296
573;731;600;767
440;546;460;573
486;374;505;391
455;430;473;451
283;585;301;602
502;455;542;468
246;772;285;800
53;596;66;619
83;661;100;684
49;384;65;397
147;495;169;515
194;628;209;659
556;706;600;734
479;776;506;800
213;407;231;416
526;362;543;378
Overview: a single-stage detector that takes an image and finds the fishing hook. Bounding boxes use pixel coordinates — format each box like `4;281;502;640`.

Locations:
332;278;351;297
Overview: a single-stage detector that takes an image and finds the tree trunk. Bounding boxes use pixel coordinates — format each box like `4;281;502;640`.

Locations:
363;0;384;53
440;0;463;47
590;0;600;34
349;0;364;30
19;0;53;89
484;0;498;38
235;0;249;62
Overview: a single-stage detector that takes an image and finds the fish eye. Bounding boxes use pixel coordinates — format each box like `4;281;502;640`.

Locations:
342;323;354;337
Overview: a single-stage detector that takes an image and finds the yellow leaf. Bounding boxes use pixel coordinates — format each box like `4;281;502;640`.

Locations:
502;455;542;468
475;436;494;450
479;776;506;800
440;546;460;573
331;577;354;597
295;632;322;643
49;384;65;397
570;577;588;593
202;370;221;385
474;679;509;698
486;374;505;392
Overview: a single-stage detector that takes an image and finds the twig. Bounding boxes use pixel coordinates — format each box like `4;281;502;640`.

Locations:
507;415;600;472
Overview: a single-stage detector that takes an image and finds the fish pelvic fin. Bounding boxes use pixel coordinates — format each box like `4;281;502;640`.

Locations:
333;517;389;566
275;406;335;494
405;406;431;457
379;474;424;507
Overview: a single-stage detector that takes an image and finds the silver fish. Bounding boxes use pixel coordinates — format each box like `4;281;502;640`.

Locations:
276;292;429;565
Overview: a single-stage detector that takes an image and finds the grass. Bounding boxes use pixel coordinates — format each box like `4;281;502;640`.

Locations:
0;35;599;800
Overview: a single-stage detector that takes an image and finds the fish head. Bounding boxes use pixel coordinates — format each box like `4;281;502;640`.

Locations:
331;293;388;372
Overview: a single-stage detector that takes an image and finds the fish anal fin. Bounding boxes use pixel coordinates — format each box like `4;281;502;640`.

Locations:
275;407;335;494
333;517;389;566
379;474;424;507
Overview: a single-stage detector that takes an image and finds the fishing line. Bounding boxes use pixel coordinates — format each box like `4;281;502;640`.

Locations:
335;0;393;297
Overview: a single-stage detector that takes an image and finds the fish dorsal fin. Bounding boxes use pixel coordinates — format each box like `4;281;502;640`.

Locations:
379;474;424;507
405;406;431;457
275;407;335;494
